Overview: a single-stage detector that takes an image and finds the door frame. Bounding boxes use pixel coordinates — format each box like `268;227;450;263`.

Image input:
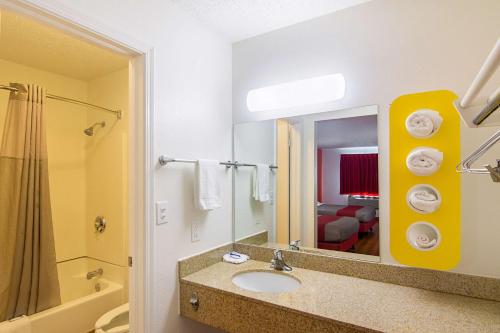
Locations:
0;1;155;332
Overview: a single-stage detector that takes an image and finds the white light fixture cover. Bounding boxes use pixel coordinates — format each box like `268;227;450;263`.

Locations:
246;73;345;112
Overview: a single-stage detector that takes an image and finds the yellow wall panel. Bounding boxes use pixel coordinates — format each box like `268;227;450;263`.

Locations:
390;90;461;270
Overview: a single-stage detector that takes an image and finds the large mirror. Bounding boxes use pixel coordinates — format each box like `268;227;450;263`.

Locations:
234;105;380;261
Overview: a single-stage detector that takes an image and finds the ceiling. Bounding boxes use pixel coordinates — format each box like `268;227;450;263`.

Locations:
316;115;378;149
0;10;129;81
171;0;372;42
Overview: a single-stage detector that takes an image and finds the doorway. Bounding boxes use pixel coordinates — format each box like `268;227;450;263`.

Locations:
0;2;153;332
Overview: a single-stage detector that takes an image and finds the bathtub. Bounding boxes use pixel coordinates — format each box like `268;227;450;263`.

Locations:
0;257;126;333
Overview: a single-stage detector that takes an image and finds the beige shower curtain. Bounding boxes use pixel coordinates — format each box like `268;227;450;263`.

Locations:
0;83;61;321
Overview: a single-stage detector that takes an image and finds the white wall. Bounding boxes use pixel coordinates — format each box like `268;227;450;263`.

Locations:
233;120;276;241
322;147;378;205
47;1;232;332
233;0;500;124
233;0;500;278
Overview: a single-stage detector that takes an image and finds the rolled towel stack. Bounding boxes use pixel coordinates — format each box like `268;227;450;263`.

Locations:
415;234;437;249
223;251;249;264
409;190;440;213
406;109;443;138
406;148;443;176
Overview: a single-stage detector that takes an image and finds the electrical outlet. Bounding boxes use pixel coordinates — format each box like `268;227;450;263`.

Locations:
155;201;168;225
191;221;200;242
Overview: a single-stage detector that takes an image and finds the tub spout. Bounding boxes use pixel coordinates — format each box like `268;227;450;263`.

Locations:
86;268;103;280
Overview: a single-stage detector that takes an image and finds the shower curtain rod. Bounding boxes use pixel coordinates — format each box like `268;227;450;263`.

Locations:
0;84;122;119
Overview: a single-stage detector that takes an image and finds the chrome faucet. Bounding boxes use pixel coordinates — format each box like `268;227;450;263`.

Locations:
86;268;103;280
270;249;292;271
289;240;300;251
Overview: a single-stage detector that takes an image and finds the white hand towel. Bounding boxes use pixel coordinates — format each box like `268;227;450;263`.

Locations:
406;109;443;138
409;190;440;213
406;148;443;176
415;234;437;249
0;316;31;333
194;159;222;210
223;251;249;264
252;164;271;202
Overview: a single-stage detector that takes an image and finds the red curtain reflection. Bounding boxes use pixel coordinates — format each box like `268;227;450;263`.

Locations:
340;154;378;196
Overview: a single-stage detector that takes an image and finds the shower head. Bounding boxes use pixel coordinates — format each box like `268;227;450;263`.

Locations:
84;121;106;136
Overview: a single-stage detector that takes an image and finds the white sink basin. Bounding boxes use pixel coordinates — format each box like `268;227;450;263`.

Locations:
232;271;301;293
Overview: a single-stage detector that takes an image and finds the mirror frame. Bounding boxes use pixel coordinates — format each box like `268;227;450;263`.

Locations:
232;104;384;264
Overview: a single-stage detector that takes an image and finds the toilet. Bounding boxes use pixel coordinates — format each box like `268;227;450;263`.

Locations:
95;303;129;333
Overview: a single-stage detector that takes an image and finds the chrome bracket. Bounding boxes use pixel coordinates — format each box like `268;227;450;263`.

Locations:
485;160;500;182
189;293;199;311
94;216;106;233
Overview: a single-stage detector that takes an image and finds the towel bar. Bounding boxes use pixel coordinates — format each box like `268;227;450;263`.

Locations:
158;156;278;169
455;39;500;127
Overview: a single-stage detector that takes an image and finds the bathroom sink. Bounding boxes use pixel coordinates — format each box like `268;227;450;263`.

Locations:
232;271;301;293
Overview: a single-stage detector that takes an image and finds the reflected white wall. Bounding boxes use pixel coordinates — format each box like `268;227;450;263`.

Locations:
234;120;276;241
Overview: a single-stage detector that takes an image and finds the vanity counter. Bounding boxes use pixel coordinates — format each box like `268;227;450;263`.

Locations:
180;260;500;333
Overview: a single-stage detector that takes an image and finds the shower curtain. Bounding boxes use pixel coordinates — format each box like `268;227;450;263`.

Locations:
0;83;61;321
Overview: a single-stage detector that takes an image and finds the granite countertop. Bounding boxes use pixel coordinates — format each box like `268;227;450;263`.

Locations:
181;260;500;333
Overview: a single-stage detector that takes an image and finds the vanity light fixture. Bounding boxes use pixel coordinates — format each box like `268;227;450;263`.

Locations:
246;73;345;112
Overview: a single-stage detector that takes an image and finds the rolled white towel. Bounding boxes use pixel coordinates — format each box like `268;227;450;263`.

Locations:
406;109;443;138
223;251;249;264
409;190;440;213
406;148;443;176
415;233;437;249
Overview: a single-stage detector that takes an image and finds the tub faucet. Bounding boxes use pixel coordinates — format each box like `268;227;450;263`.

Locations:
289;240;300;251
87;268;103;280
270;249;292;271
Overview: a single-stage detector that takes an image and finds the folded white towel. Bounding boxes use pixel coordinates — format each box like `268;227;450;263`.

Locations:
406;109;443;138
252;164;271;202
0;316;31;333
194;159;222;210
223;251;249;264
409;190;440;213
406;148;443;176
415;234;437;249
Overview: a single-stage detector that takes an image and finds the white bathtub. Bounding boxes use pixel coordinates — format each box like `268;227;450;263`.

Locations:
0;257;126;333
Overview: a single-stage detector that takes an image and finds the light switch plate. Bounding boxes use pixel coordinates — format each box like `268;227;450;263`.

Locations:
156;201;168;225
